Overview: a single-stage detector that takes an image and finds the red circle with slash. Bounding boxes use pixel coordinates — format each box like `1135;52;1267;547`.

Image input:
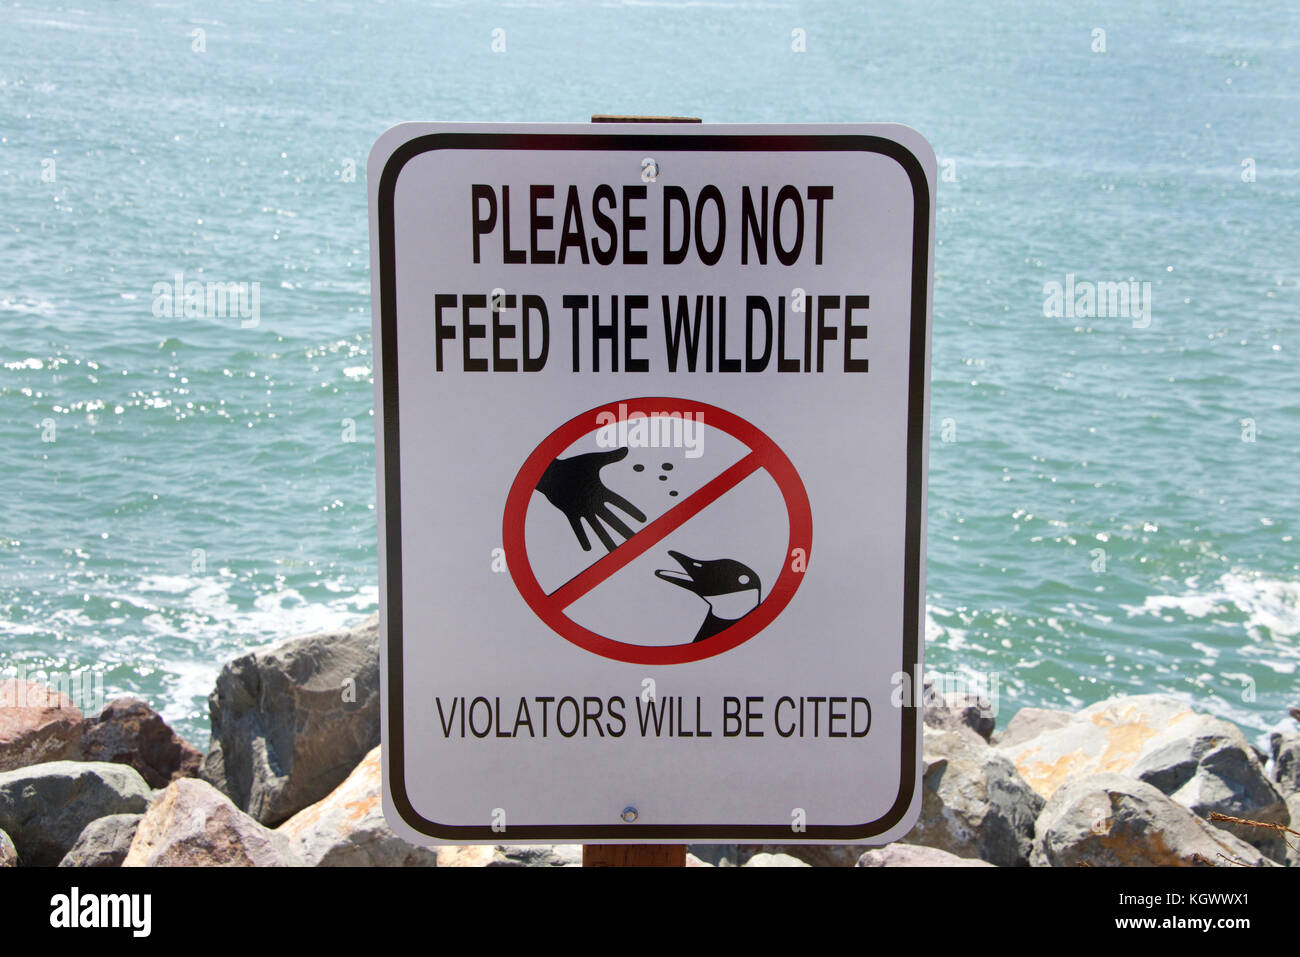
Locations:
503;397;813;665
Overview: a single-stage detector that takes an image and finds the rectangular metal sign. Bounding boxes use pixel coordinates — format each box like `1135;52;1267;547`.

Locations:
369;122;934;843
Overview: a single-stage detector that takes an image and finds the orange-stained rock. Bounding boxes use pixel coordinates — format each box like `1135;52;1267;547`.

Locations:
278;746;437;866
124;778;299;867
0;679;83;772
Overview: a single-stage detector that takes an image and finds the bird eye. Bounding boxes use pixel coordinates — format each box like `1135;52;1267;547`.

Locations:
738;574;750;584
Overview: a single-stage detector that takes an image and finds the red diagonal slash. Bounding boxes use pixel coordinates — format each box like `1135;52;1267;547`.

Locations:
543;451;763;613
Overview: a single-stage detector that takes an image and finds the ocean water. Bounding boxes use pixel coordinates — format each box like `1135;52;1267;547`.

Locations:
1;0;1297;748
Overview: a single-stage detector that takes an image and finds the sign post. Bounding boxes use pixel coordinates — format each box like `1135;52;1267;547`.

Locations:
369;121;935;859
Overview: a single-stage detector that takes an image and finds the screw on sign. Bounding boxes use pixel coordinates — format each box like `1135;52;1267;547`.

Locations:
504;397;813;666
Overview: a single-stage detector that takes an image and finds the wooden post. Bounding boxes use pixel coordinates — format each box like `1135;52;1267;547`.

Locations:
578;112;697;869
583;844;686;867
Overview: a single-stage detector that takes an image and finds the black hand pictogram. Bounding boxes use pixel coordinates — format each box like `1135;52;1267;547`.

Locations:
536;447;647;552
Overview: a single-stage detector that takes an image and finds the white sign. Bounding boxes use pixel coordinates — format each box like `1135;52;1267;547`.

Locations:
369;122;934;844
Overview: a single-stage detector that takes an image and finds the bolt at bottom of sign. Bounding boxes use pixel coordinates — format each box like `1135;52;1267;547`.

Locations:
621;806;639;823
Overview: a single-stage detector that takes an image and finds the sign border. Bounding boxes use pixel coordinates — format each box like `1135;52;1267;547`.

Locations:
377;130;929;842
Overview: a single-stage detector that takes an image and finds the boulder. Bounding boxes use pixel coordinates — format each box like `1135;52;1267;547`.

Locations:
997;694;1202;799
0;761;151;865
993;707;1074;749
1031;772;1275;867
59;813;142;868
1130;713;1288;860
903;727;1042;866
924;690;995;742
487;845;581;867
1271;732;1300;796
685;853;713;867
123;778;301;866
202;614;380;825
429;844;581;867
744;852;810;867
80;697;202;789
857;843;995;867
278;746;437;866
736;844;860;867
1286;795;1300;868
0;678;83;772
435;844;495;867
0;828;16;866
687;844;741;867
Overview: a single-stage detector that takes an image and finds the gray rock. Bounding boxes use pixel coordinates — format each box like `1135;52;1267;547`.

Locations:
58;813;142;867
744;852;810;867
278;746;437;867
1270;732;1300;796
123;778;301;866
904;728;1043;867
1031;772;1276;867
993;707;1074;749
202;613;380;825
736;844;860;867
1286;794;1300;868
0;828;16;866
81;697;202;789
0;679;83;772
0;761;151;865
487;844;581;867
857;843;995;867
1130;713;1289;861
924;690;996;742
687;844;741;867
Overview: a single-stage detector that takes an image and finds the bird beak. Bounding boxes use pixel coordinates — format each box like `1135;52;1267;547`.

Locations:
654;550;701;592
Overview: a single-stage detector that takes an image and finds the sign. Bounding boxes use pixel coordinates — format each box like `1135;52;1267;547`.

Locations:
369;122;934;844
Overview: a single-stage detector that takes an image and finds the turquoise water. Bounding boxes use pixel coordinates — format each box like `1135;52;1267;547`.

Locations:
1;1;1297;748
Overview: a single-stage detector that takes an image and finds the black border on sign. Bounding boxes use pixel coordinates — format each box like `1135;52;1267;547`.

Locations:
377;131;930;842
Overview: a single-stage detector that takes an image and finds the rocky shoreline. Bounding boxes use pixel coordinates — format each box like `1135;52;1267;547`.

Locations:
1;613;1296;867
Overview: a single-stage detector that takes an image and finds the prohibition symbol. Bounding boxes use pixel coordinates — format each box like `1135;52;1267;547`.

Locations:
503;397;813;665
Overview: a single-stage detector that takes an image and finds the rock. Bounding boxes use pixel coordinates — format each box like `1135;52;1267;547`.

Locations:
487;844;581;867
1271;732;1300;796
0;678;83;772
685;853;713;867
432;843;580;867
279;746;437;866
993;707;1074;749
687;844;740;867
123;778;301;866
58;814;142;867
744;852;810;867
1031;772;1276;867
997;694;1202;799
903;727;1042;867
0;828;16;866
924;690;995;742
736;844;860;867
80;697;202;789
857;843;995;867
435;844;495;867
1130;713;1289;861
0;761;151;865
202;613;380;825
1286;795;1300;868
